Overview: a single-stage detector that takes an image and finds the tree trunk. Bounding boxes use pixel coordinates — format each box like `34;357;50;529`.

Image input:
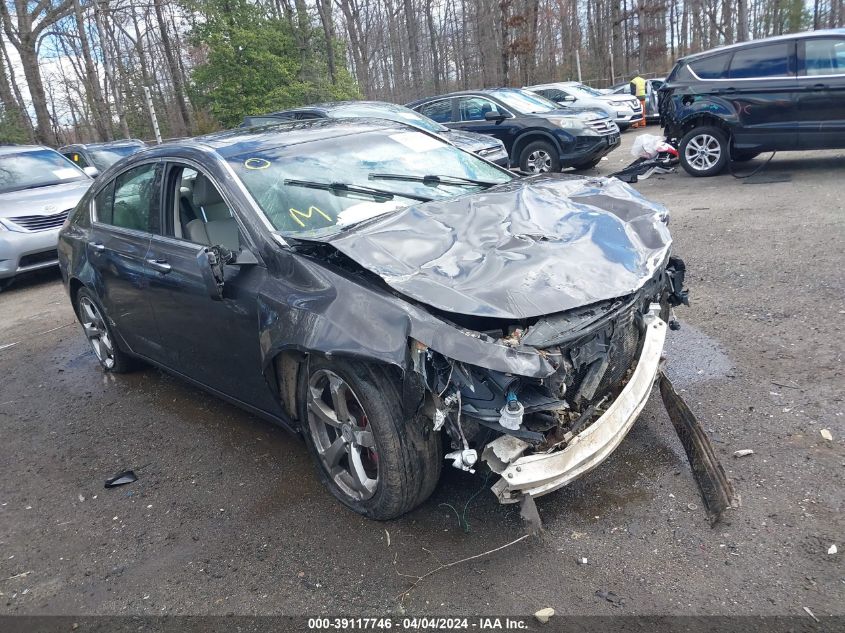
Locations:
499;0;510;85
403;0;422;93
425;0;441;94
73;0;112;140
153;0;193;135
316;0;336;83
737;0;748;41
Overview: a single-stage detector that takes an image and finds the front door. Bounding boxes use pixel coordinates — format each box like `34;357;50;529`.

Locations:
451;97;518;152
143;162;281;416
88;162;163;358
796;36;845;149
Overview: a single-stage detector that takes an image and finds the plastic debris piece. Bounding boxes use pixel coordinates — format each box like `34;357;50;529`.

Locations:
595;588;624;606
820;429;833;441
534;608;555;624
803;607;819;623
104;470;137;489
828;544;837;555
733;449;754;458
577;557;588;565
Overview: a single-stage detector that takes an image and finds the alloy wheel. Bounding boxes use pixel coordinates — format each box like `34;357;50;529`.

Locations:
78;296;115;369
306;369;379;501
684;133;722;171
526;149;553;173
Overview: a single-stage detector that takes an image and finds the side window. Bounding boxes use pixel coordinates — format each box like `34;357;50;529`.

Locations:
65;152;88;168
689;52;732;79
802;38;845;76
728;43;793;78
458;97;504;122
537;89;562;101
417;100;452;123
97;163;161;233
168;164;241;252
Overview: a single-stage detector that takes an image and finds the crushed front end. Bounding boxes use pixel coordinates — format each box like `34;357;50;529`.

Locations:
411;256;689;503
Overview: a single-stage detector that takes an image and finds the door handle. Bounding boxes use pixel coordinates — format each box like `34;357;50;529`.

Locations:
808;83;827;91
147;259;172;274
90;242;105;252
716;87;736;95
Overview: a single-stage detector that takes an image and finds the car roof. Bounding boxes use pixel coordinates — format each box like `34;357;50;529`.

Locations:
141;118;416;160
0;144;58;156
60;139;146;151
524;81;585;90
274;101;403;116
407;88;532;106
679;28;845;63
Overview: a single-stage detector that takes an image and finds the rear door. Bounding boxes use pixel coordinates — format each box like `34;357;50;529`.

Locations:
796;35;845;149
143;161;281;416
722;41;798;151
88;162;163;358
414;98;455;125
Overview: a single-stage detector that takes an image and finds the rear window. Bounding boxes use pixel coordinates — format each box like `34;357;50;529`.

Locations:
689;52;731;79
802;37;845;75
728;42;794;78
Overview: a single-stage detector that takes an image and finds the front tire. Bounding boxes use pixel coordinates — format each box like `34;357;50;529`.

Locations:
519;140;561;174
299;357;442;520
73;287;135;373
679;126;729;177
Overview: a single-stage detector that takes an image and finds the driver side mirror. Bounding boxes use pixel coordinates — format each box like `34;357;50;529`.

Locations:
197;245;259;301
560;95;577;103
83;166;99;178
484;111;509;122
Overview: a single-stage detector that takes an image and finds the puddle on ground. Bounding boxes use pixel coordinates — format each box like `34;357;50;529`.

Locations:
663;321;733;387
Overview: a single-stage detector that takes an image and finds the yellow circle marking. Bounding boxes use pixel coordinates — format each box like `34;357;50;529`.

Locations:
244;157;271;170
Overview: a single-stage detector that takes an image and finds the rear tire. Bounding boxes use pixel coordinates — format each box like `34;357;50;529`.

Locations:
73;287;135;373
299;356;442;520
0;277;15;292
679;126;729;177
519;140;561;174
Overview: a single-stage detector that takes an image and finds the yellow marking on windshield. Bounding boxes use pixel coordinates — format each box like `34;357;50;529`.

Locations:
290;206;332;227
244;157;271;170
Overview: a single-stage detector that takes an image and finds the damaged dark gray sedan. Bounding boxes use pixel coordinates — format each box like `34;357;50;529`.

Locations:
58;119;688;519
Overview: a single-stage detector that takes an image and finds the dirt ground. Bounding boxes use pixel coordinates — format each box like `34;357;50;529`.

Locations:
1;131;843;619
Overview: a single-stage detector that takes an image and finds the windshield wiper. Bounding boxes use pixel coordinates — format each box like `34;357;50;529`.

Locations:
284;179;433;203
369;173;499;188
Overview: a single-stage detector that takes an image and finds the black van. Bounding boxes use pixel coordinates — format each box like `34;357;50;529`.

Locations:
660;29;845;176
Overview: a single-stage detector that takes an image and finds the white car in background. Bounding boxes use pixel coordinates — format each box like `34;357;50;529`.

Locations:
0;145;94;290
525;81;643;130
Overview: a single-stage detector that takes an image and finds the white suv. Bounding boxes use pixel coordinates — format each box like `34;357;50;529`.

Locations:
525;81;644;130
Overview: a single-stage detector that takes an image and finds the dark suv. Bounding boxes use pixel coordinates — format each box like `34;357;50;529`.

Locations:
406;88;620;173
661;29;845;176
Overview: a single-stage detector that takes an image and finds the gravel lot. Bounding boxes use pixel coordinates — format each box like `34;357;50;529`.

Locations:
1;131;843;618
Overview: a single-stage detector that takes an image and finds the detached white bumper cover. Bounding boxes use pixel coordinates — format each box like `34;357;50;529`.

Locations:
485;304;667;503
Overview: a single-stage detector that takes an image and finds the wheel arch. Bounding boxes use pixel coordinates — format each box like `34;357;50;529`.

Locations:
512;130;564;162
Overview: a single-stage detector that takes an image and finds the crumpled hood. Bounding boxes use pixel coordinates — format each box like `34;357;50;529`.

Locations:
0;180;91;220
323;175;672;320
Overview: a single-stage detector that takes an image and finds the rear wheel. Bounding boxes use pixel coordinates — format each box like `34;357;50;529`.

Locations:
300;357;442;520
0;277;14;292
74;287;135;373
679;126;729;177
519;140;561;174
